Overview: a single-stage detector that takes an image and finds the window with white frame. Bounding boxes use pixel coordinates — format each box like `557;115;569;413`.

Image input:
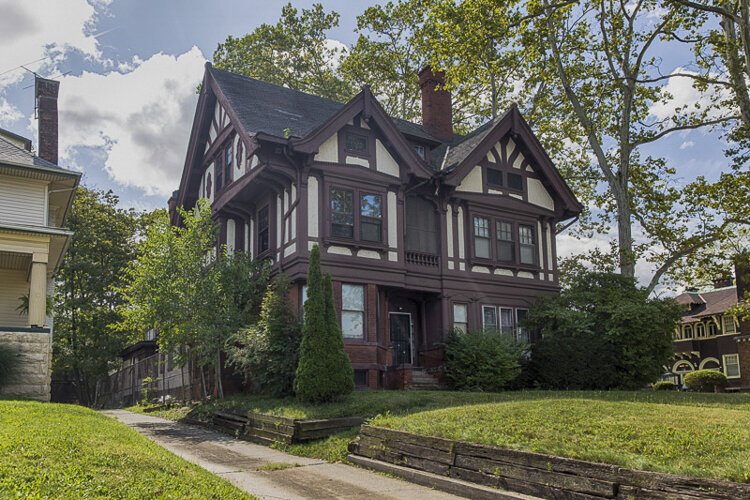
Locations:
341;284;365;339
453;303;468;333
500;308;515;335
482;305;497;330
722;315;737;334
696;323;705;337
707;321;717;336
516;308;529;342
519;225;536;265
723;354;741;378
683;324;693;339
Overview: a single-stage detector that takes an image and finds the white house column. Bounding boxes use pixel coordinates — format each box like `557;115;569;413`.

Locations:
28;253;48;327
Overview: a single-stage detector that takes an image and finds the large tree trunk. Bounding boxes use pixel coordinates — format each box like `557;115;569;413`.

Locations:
722;12;750;128
614;183;635;278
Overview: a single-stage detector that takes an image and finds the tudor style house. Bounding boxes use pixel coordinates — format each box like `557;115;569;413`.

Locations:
671;260;750;391
172;63;581;389
0;77;80;401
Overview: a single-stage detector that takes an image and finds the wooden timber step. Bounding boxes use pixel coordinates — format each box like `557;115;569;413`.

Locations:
212;410;249;433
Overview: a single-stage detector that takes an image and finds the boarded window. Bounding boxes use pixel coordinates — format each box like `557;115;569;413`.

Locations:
405;196;438;254
342;284;365;339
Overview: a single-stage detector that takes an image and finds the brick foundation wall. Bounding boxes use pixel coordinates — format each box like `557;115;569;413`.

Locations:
0;330;51;401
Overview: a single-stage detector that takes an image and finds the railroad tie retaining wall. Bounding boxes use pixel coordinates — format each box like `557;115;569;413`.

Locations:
348;425;750;500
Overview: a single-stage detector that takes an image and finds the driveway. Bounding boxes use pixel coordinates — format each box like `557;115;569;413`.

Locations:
104;409;461;500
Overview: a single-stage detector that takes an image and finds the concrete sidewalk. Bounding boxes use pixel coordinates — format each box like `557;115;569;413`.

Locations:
104;409;461;500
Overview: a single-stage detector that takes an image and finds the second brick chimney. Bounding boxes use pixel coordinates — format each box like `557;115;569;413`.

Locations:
419;67;453;142
35;76;60;165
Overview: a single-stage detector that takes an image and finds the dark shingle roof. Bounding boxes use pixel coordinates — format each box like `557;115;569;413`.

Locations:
209;66;443;144
676;287;738;322
440;109;513;171
0;134;69;172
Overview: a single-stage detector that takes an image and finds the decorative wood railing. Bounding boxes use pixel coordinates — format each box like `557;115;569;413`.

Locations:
405;251;440;267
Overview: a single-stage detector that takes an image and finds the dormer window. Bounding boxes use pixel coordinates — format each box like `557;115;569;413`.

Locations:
487;168;503;187
507;172;523;191
345;133;368;155
414;144;426;160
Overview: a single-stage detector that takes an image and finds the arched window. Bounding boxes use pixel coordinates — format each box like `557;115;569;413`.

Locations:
699;358;721;371
683;325;693;339
673;361;695;386
696;323;705;338
707;321;717;336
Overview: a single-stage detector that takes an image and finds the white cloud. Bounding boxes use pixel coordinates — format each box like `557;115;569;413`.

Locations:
649;67;731;122
0;97;22;125
679;140;695;150
53;47;207;196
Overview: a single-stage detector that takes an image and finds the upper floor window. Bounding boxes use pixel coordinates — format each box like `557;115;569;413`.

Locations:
473;216;491;258
345;132;368;156
507;172;523;191
342;284;365;339
487;168;503;187
683;324;693;339
496;221;514;262
330;188;383;243
519;225;536;265
414;144;426;160
225;143;233;182
696;323;705;337
707;322;717;336
723;315;737;334
257;205;270;254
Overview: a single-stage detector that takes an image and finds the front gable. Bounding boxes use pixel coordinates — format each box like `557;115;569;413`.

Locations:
447;106;581;219
293;88;433;181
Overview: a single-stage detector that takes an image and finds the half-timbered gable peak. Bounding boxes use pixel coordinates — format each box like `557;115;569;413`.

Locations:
441;105;582;220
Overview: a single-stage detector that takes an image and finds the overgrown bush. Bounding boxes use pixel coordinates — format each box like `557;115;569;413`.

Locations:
527;271;682;390
443;329;526;391
294;246;354;402
226;275;301;397
684;370;728;392
653;381;676;391
0;345;19;389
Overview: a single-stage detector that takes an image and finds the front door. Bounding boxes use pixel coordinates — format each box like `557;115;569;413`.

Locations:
389;313;413;366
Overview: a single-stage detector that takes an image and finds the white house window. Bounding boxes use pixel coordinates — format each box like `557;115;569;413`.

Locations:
482;305;497;330
696;323;705;337
453;303;468;333
516;308;529;343
723;354;741;378
519;225;536;265
473;216;491;258
707;321;717;336
342;284;365;339
722;315;737;334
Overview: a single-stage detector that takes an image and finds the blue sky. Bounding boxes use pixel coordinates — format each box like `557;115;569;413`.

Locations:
0;1;735;290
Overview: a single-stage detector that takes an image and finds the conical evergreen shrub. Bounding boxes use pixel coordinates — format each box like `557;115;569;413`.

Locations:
294;245;354;402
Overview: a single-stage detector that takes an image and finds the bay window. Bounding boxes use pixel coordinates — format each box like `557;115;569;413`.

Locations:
471;215;538;268
360;194;382;242
329;187;383;243
473;216;491;258
331;189;354;238
496;221;515;262
519;225;536;265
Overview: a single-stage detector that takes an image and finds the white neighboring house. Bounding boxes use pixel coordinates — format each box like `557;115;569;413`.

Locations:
0;77;80;401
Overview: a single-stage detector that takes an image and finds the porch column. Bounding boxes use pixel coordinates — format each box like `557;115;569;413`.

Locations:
28;254;48;327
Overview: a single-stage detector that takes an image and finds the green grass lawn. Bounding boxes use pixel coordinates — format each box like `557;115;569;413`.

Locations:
0;400;253;498
372;397;750;483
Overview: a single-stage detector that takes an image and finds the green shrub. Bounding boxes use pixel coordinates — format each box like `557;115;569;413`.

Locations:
653;381;676;391
527;272;682;390
684;370;728;392
226;275;301;397
443;329;526;391
0;345;19;389
294;246;354;402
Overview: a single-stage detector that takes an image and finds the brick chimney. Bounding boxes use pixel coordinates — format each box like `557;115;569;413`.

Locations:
168;190;179;221
419;67;453;142
35;76;59;165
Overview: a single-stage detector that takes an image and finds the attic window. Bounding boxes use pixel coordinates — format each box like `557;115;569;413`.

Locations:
414;144;426;159
346;133;368;154
487;168;503;186
507;172;523;191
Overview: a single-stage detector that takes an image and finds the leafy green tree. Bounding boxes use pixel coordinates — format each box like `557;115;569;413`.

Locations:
526;271;682;390
227;275;301;397
53;188;138;405
294;245;353;402
213;3;354;103
425;0;745;290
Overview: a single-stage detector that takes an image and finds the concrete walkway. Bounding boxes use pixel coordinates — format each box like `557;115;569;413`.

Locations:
104;409;461;500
